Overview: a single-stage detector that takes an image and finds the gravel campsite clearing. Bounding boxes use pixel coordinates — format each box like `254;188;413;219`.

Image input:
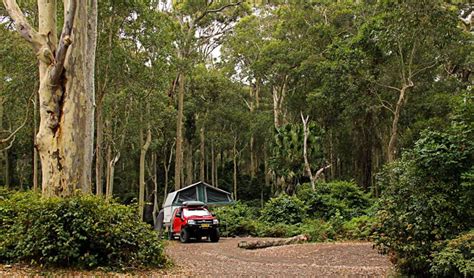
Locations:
166;237;394;277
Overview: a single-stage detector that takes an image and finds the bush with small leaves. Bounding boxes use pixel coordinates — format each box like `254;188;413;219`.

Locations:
0;190;166;269
373;123;473;275
213;201;259;237
296;181;372;220
260;194;307;225
430;230;474;277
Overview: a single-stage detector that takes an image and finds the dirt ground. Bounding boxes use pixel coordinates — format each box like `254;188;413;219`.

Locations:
166;237;394;277
0;238;394;277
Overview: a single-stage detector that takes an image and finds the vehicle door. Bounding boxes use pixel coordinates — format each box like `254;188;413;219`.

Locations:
172;207;184;233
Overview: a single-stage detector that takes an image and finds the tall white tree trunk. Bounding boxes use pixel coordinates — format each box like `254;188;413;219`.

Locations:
301;113;316;191
4;0;97;197
139;126;152;219
174;73;184;190
233;137;238;200
200;126;205;182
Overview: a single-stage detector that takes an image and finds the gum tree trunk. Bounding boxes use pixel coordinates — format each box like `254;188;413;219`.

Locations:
139;126;151;219
3;0;97;197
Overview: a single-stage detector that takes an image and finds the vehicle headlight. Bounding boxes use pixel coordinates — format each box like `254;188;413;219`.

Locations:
188;220;196;225
212;219;219;225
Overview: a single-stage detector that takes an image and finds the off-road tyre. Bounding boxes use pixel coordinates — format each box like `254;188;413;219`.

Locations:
180;227;191;243
210;228;220;242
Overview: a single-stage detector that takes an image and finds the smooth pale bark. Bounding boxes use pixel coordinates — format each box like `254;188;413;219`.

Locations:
33;91;39;191
185;138;193;186
95;105;104;195
387;86;411;163
151;153;159;226
163;143;173;200
211;142;215;186
174;73;185;190
233;137;237;200
105;145;120;200
199;126;205;182
139;126;152;219
271;76;288;129
4;0;97;197
301;113;315;190
96;13;114;196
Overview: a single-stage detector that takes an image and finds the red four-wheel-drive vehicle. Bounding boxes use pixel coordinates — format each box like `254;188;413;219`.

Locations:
169;201;220;243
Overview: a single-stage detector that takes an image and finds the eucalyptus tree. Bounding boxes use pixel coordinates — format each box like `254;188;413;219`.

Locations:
163;0;248;190
0;23;37;188
3;0;97;197
358;0;462;162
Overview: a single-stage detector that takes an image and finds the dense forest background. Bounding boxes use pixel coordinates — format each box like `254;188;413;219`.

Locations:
1;0;473;276
0;0;472;209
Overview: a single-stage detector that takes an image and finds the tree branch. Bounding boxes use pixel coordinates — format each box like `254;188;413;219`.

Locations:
0;92;34;144
3;0;46;52
409;61;438;80
194;1;242;25
50;0;77;86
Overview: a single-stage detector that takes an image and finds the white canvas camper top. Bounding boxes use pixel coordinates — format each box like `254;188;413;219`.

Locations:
162;181;233;226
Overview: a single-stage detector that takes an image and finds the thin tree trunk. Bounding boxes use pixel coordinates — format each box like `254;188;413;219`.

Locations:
33;90;39;191
105;145;111;197
200;126;205;182
233;138;237;200
95;104;103;195
387;87;407;163
211;142;215;186
151;153;159;226
139;125;152;219
163;160;169;198
108;154;118;199
215;147;219;188
301;113;316;190
163;142;174;199
185;138;193;186
174;73;185;190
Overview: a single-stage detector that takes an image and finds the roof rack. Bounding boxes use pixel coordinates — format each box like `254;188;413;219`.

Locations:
182;201;205;207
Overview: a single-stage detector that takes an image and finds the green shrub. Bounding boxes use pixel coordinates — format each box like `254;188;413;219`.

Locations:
296;219;336;242
213;201;258;237
0;190;166;269
430;231;474;278
256;223;294;238
342;215;376;240
296;181;372;220
260;194;307;225
373;125;473;275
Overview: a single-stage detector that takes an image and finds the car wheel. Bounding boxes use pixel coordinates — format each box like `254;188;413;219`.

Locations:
180;228;191;243
210;229;220;242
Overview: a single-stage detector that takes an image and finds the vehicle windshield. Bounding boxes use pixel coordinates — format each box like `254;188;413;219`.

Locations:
183;208;211;217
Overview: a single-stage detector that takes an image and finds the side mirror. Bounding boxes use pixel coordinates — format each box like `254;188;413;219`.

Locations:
176;212;181;218
211;212;216;217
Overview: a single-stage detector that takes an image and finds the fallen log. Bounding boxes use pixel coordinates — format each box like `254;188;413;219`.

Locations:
238;234;308;250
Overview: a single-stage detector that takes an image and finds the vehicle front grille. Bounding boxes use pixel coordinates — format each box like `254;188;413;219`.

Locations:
196;220;213;225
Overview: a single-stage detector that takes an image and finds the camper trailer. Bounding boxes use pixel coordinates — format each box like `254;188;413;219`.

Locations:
162;181;233;232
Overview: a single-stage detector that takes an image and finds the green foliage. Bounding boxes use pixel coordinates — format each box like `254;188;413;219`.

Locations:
271;124;324;186
0;190;166;269
373;123;473;275
430;231;474;278
342;215;377;240
213;202;258;237
260;194;307;225
296;181;372;220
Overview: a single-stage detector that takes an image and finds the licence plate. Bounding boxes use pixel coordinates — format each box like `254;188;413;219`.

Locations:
201;224;210;228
